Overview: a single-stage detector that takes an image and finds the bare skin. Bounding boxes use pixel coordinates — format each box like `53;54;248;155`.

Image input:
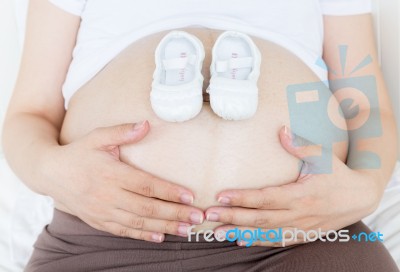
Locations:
3;0;395;244
59;28;348;231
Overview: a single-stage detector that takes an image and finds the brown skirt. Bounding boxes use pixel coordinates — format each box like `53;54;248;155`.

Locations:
25;209;399;272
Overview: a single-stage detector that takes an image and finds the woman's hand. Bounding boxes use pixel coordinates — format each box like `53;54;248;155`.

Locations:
42;121;204;243
205;126;383;247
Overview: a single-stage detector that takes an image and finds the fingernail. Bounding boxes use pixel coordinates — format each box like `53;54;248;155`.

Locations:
237;241;247;246
190;212;204;224
178;224;189;236
180;193;194;204
206;212;219;222
215;230;227;240
283;126;292;141
218;196;231;205
151;233;163;242
133;121;147;131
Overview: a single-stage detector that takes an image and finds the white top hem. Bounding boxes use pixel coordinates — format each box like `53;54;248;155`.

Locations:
63;18;325;108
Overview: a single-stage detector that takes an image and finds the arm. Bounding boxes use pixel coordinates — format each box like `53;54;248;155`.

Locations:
205;14;398;247
2;0;77;193
323;14;398;197
2;0;204;242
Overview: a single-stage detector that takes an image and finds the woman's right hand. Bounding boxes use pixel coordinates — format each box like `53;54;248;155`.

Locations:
42;120;204;242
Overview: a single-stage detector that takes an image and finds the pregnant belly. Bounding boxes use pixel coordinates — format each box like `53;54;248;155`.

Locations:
60;28;348;230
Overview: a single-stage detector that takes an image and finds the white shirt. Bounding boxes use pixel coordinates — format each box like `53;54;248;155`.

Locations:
49;0;372;108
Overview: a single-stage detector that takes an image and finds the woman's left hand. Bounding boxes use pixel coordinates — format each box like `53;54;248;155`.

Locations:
205;126;384;247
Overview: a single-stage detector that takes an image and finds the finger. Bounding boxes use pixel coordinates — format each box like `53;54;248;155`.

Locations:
111;209;193;237
89;121;150;149
205;206;294;229
215;186;300;209
215;225;306;247
118;190;204;225
102;221;165;243
280;126;339;176
279;126;322;161
118;165;195;204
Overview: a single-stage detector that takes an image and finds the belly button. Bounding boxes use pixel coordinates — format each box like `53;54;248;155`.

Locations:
203;92;210;103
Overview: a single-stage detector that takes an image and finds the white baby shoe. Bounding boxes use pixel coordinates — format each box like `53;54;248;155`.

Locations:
150;31;205;122
207;31;261;121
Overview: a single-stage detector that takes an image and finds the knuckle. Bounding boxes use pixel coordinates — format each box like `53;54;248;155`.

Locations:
299;195;316;208
261;188;278;204
139;179;155;198
93;187;114;204
84;198;105;217
175;207;186;221
118;227;130;237
130;216;145;229
254;216;270;228
100;168;118;184
253;197;264;209
140;202;158;217
257;196;274;209
80;181;95;196
290;185;305;200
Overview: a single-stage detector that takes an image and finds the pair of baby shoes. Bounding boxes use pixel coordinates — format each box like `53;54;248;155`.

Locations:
150;30;261;122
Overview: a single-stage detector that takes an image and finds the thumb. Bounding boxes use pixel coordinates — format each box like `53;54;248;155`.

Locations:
279;126;338;176
279;126;322;161
89;121;150;149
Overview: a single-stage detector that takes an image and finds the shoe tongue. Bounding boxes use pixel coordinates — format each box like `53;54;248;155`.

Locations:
163;53;196;70
164;53;196;85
